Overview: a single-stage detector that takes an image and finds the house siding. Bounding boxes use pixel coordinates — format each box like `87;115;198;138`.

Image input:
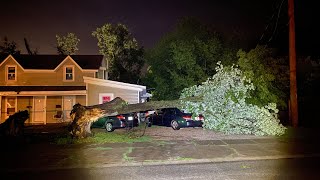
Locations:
46;96;63;123
76;95;86;105
0;56;95;86
87;83;139;105
17;96;33;123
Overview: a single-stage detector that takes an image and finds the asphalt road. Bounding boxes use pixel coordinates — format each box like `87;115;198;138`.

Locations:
2;157;320;180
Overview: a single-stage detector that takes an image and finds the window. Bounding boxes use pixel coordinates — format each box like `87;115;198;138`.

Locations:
64;66;74;81
6;66;16;81
6;97;17;117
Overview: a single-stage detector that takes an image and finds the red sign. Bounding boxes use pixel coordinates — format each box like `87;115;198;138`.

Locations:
102;96;111;103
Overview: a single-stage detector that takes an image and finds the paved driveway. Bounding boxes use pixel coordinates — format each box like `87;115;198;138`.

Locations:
92;125;271;141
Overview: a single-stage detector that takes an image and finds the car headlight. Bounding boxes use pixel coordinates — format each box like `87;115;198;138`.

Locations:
128;116;134;120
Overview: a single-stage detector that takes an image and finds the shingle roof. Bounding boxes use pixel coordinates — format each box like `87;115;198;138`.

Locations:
0;55;104;70
70;55;104;69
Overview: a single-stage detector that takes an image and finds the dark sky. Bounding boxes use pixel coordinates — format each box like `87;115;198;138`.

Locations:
0;0;318;55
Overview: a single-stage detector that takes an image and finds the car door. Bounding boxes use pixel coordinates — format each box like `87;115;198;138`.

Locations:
162;108;176;126
153;109;164;125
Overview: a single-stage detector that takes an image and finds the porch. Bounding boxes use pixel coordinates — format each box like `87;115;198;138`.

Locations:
0;95;86;124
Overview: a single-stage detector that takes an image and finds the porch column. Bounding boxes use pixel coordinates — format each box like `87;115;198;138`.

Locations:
44;95;47;125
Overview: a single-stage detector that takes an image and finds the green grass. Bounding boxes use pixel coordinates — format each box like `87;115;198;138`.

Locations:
123;147;134;162
173;156;193;161
54;132;152;145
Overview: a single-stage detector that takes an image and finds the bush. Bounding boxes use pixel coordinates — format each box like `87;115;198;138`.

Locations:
180;62;286;136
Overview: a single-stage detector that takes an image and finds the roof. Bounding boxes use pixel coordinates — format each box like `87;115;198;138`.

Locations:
83;76;146;92
0;86;86;92
0;55;104;70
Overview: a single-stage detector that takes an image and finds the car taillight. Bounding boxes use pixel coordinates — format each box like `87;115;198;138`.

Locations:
195;115;204;121
183;115;192;120
117;115;125;120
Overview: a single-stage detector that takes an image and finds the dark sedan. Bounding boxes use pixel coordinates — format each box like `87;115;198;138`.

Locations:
91;113;139;132
146;108;204;130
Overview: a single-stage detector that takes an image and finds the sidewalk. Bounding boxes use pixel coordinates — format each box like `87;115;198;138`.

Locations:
1;135;320;171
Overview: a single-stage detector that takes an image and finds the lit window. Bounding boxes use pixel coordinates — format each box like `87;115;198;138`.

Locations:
7;66;16;81
64;66;74;81
6;97;16;116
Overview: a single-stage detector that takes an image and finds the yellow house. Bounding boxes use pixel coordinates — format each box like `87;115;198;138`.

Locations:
0;54;148;124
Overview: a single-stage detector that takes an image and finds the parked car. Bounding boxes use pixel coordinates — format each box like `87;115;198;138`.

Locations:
146;108;204;130
91;113;139;132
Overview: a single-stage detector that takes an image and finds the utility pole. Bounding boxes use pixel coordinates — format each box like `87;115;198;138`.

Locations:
288;0;298;127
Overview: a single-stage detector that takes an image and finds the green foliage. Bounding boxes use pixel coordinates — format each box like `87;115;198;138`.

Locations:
92;23;144;83
144;18;232;100
0;36;20;55
56;33;80;55
180;62;286;136
237;46;289;109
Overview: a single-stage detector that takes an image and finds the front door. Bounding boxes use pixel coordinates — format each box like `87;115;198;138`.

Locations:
33;96;46;123
63;96;75;121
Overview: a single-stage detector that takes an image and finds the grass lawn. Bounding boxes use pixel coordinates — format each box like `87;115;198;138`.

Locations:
55;129;152;145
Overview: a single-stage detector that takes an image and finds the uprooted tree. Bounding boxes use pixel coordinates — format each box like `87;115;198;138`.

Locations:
68;97;189;138
69;62;287;139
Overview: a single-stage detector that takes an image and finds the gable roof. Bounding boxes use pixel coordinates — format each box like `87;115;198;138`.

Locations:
83;76;146;92
0;54;104;70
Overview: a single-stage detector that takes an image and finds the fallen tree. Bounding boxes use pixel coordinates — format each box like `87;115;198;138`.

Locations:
68;97;195;138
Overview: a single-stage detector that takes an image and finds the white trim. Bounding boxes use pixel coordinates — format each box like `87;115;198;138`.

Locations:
83;76;146;91
99;93;114;104
63;65;75;81
0;90;86;96
44;96;47;124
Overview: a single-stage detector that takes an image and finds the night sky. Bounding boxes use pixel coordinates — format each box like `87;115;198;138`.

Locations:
0;0;318;55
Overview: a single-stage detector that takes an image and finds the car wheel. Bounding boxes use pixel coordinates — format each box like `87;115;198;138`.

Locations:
171;120;180;130
105;122;114;132
146;117;152;127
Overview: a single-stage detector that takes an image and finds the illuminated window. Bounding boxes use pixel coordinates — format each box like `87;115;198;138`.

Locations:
64;66;74;81
7;66;16;81
6;97;17;116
